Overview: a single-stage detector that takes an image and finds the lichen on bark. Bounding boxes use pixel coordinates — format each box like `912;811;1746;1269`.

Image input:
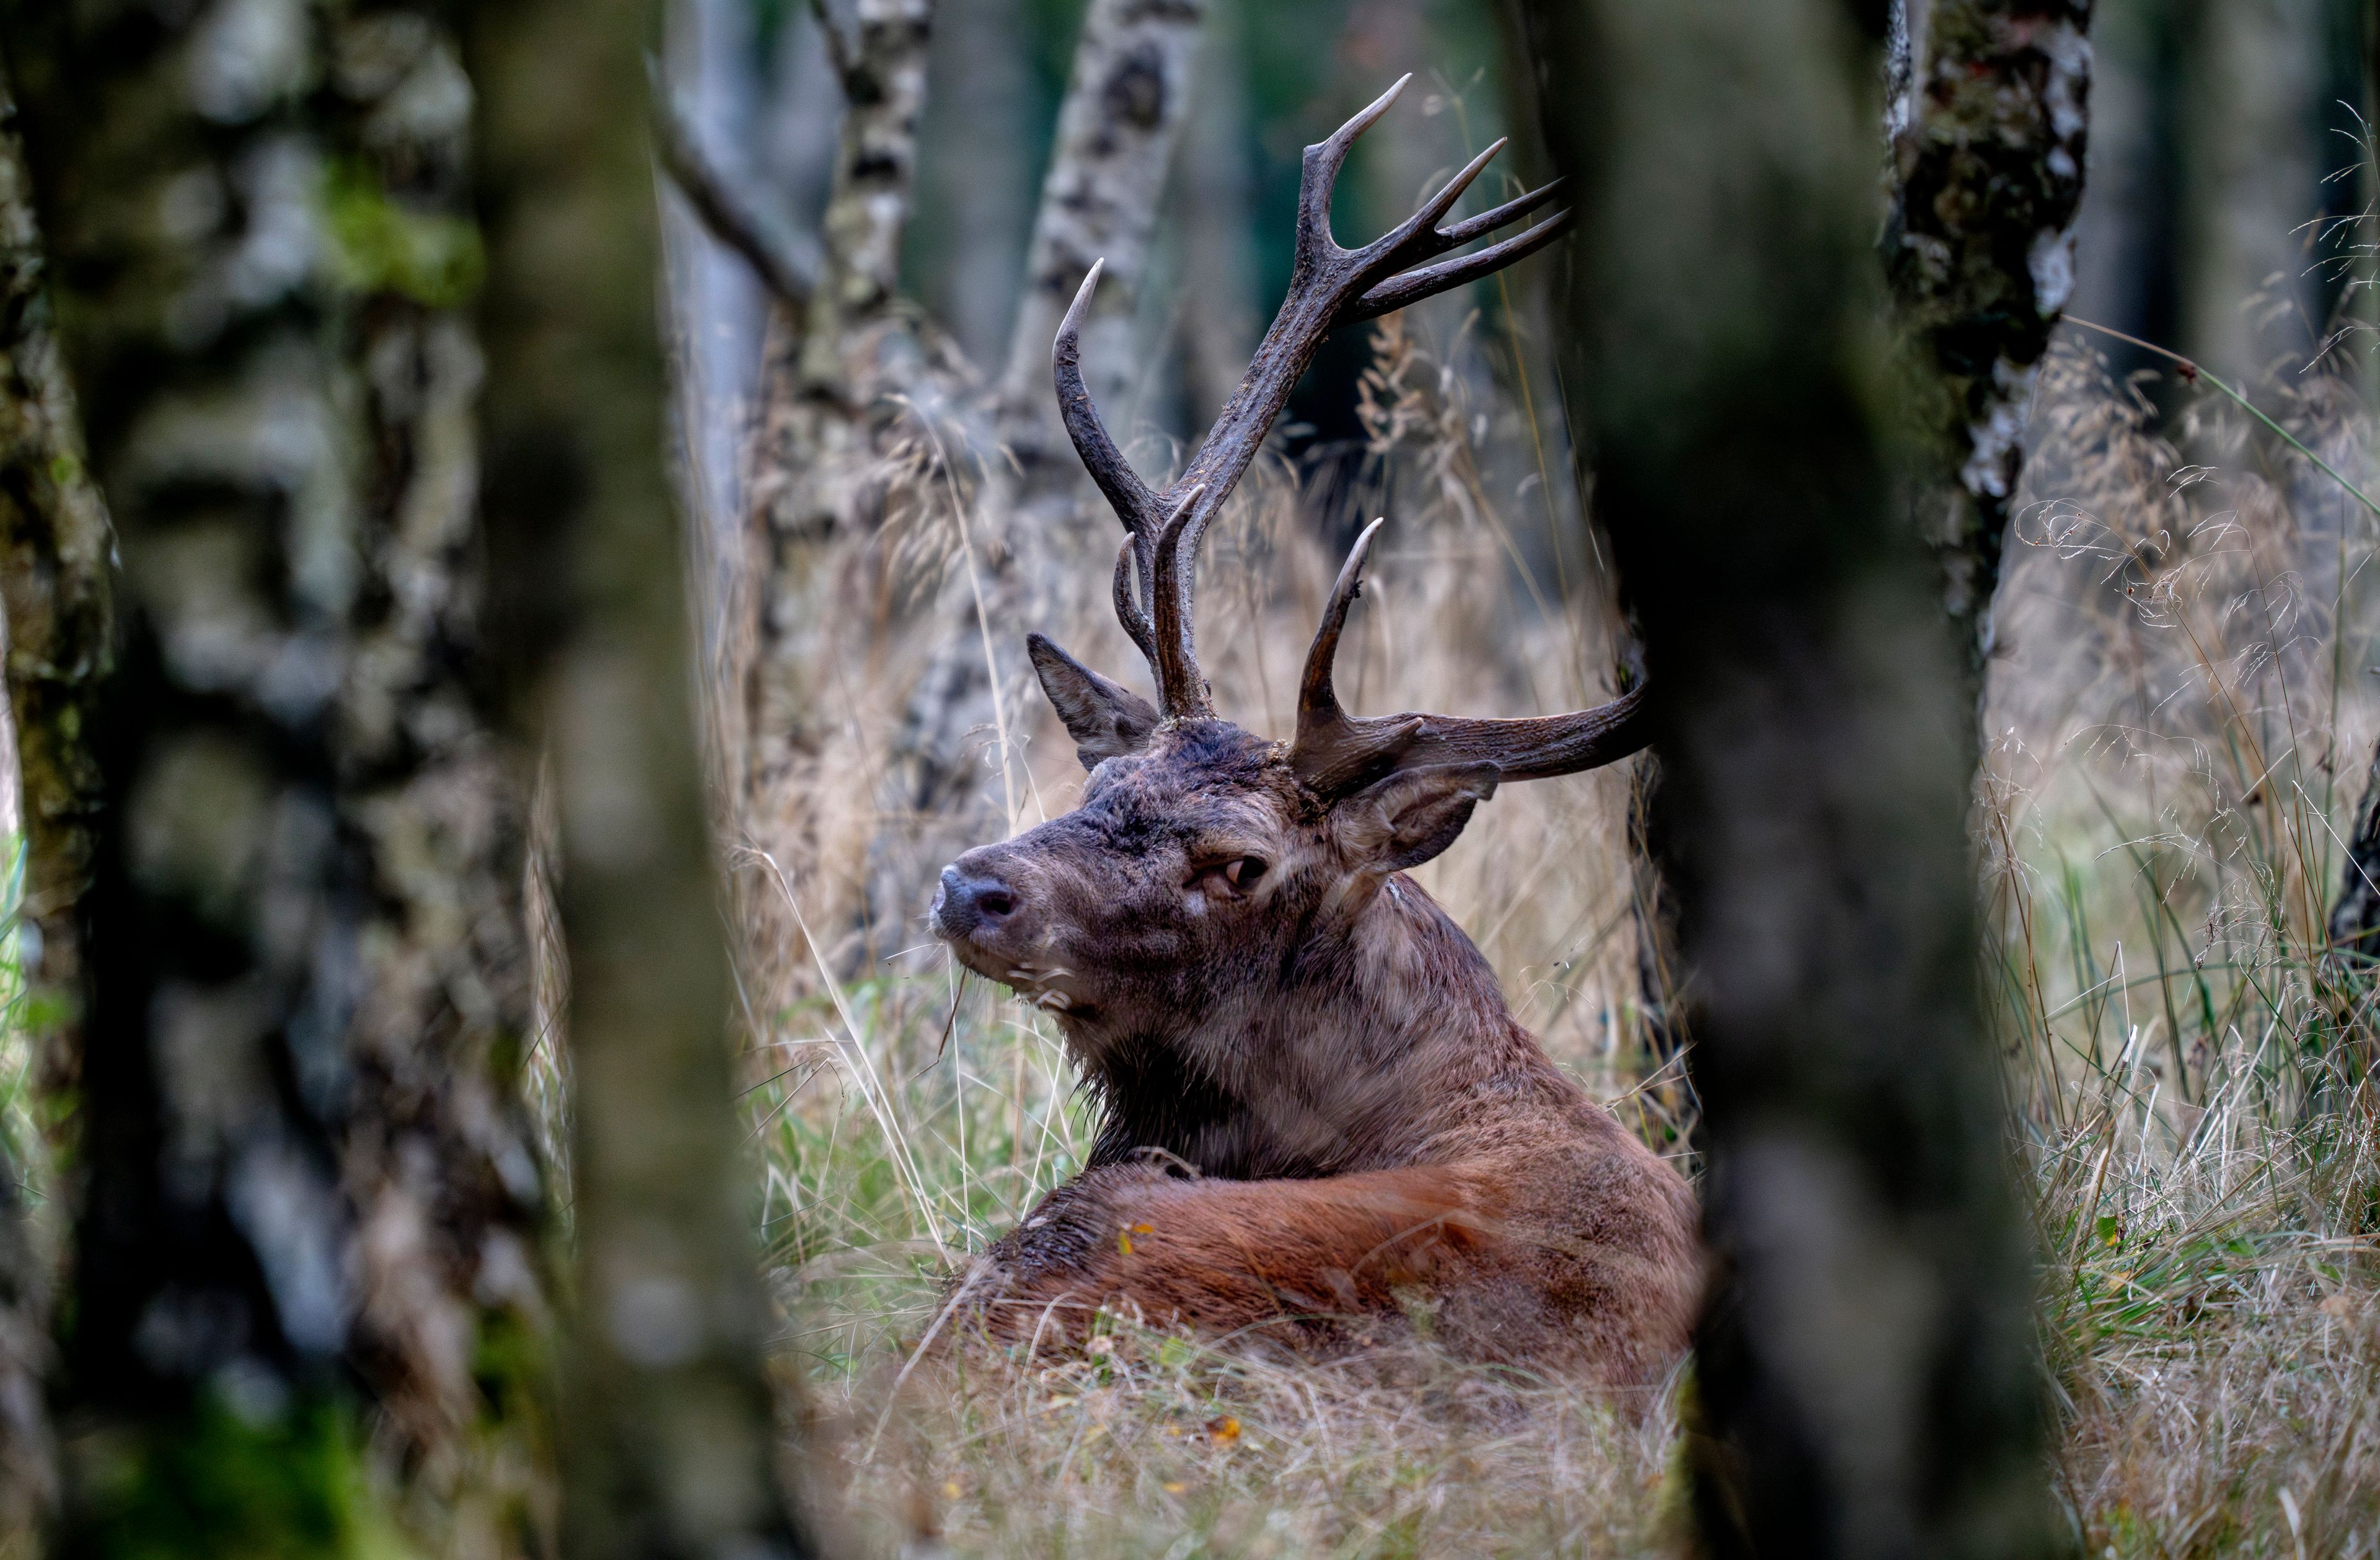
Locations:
1885;0;2094;675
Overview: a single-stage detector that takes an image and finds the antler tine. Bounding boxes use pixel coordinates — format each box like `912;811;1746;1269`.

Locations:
1147;484;1211;717
1298;74;1411;258
1056;260;1171;687
1437;177;1565;249
1297;516;1388;729
1111;537;1156;665
1360;138;1507;271
1287;519;1654;795
1343;209;1575;325
1054;261;1161;539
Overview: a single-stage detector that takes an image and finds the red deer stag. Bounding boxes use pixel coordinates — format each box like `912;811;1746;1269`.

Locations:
932;77;1697;1386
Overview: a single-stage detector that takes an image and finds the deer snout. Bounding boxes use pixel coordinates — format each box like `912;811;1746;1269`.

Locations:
934;862;1019;941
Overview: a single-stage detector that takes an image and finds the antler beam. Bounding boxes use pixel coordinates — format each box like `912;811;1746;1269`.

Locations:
1289;519;1652;797
1052;76;1573;718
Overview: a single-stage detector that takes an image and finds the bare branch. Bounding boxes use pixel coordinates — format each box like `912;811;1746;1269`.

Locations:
651;87;816;313
808;0;860;90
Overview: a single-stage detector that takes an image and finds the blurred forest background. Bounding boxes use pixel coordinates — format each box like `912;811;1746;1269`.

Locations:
0;0;2373;1554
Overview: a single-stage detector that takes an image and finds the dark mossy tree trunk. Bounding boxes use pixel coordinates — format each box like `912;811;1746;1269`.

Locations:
0;54;108;1544
1885;0;2094;685
461;0;821;1554
1513;0;2060;1554
1;4;554;1551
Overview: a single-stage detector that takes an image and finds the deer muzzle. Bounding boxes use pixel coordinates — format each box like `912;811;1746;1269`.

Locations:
933;862;1020;943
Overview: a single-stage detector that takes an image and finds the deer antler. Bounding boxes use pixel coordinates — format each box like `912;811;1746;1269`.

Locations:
1052;75;1574;718
1289;519;1651;796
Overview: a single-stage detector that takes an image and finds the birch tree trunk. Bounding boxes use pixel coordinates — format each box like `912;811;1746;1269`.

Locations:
0;55;110;1113
1515;0;2058;1551
739;0;937;976
462;0;820;1550
1886;0;2094;681
3;4;555;1549
865;0;1206;943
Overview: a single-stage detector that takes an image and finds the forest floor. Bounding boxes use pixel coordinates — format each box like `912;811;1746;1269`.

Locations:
746;935;2380;1559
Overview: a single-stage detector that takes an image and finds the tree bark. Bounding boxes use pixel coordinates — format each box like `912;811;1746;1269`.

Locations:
738;0;937;976
0;53;110;1110
4;3;557;1549
1885;0;2094;682
864;0;1207;944
1515;0;2059;1553
0;54;107;1542
330;16;557;1546
462;0;820;1552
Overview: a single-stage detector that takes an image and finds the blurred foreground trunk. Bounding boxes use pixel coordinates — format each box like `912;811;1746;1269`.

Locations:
1517;0;2058;1553
462;0;821;1553
2;2;559;1550
0;55;107;1542
1885;0;2094;684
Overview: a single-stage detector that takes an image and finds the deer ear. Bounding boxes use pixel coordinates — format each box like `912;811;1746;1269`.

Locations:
1029;633;1160;770
1337;762;1501;873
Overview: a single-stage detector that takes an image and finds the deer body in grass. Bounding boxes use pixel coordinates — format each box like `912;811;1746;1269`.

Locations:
931;79;1698;1386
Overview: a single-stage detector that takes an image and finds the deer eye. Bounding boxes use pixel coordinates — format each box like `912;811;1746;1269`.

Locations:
1222;857;1267;889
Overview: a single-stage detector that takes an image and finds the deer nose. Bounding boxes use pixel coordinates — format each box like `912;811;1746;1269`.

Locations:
935;865;1018;939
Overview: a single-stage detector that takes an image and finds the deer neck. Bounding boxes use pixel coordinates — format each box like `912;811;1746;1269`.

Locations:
1074;873;1529;1181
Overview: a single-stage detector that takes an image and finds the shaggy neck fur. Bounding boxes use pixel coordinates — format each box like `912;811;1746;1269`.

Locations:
1066;870;1561;1181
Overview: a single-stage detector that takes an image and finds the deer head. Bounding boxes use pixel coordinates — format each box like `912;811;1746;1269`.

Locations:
932;79;1647;1170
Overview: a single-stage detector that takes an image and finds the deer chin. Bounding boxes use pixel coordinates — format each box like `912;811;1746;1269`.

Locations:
933;917;1088;1011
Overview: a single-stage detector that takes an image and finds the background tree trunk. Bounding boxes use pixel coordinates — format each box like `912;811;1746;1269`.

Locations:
1885;0;2094;682
1514;0;2059;1552
4;4;556;1550
738;0;937;979
864;0;1208;946
461;0;820;1553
